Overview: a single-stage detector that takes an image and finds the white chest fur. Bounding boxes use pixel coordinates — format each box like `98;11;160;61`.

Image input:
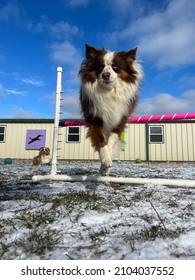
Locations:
82;79;138;134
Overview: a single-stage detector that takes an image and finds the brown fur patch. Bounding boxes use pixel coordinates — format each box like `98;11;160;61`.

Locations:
86;120;106;151
79;45;107;84
112;50;138;84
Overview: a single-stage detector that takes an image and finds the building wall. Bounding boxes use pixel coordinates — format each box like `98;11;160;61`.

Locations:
148;123;195;161
58;126;99;160
0;120;195;161
58;123;146;161
0;122;54;159
118;123;146;161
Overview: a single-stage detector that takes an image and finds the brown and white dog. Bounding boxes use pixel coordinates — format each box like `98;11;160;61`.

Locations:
32;147;51;166
79;44;143;175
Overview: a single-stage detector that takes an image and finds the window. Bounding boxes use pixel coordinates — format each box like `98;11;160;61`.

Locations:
149;125;164;143
0;126;6;142
67;126;80;142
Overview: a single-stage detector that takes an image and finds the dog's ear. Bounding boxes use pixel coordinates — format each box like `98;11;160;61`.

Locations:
85;44;99;60
118;47;137;62
39;147;44;155
127;47;137;61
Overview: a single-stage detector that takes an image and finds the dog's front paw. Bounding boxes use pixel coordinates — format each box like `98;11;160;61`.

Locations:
99;146;112;175
99;164;111;176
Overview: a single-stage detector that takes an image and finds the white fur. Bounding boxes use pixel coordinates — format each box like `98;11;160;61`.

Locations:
99;145;112;175
99;133;120;175
41;155;51;164
81;62;142;135
107;132;119;154
81;52;142;135
99;52;118;88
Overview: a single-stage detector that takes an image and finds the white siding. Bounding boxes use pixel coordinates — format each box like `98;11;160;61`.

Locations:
119;123;146;161
1;121;194;161
149;123;195;161
0;123;53;159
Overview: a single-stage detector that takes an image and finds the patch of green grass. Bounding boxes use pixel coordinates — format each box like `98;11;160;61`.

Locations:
123;224;184;243
182;203;194;218
16;228;63;256
130;190;154;203
0;219;16;240
52;190;103;212
167;199;179;208
89;226;110;243
64;190;101;205
169;245;195;258
15;208;58;229
0;242;11;259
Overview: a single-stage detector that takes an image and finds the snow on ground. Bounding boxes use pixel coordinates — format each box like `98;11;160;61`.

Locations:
0;159;195;260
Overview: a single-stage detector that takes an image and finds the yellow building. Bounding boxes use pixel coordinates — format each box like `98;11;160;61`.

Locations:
0;119;195;161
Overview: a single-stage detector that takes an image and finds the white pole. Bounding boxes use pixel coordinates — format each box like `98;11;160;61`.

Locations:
32;174;195;187
51;67;63;175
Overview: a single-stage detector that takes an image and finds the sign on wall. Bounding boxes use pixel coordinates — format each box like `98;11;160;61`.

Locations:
25;129;46;150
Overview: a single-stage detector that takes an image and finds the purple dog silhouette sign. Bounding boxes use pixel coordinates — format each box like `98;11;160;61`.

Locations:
26;129;46;150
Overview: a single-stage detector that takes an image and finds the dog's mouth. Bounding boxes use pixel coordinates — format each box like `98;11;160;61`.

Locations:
99;70;118;88
43;152;50;156
40;151;50;156
101;78;117;88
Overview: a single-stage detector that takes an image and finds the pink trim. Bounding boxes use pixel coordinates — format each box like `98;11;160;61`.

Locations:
59;112;195;127
129;112;195;123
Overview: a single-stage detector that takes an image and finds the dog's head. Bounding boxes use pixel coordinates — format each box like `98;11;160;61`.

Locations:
79;44;138;89
38;147;50;156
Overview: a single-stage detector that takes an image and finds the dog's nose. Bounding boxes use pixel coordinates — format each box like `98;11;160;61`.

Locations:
102;72;110;80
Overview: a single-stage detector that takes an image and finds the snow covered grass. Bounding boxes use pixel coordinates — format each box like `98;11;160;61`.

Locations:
0;160;195;260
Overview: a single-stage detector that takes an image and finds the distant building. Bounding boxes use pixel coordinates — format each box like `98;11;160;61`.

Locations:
0;118;195;161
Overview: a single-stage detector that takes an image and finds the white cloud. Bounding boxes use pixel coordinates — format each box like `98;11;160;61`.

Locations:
0;84;6;98
17;77;45;87
51;41;82;65
61;92;81;118
179;74;195;89
0;0;21;21
106;0;145;19
64;0;89;8
26;16;49;33
5;107;36;118
50;41;82;88
135;90;195;116
6;89;27;96
109;0;195;68
50;21;79;40
26;17;81;41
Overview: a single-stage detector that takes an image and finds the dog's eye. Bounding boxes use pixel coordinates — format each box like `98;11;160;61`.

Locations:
98;65;105;72
112;64;119;72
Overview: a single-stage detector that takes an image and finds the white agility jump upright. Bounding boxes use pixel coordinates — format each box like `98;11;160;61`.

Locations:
32;67;195;187
51;66;63;176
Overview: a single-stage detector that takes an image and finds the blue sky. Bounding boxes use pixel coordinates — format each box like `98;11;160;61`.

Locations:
0;0;195;119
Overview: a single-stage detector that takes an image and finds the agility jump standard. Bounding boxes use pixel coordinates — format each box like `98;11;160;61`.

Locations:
32;67;195;187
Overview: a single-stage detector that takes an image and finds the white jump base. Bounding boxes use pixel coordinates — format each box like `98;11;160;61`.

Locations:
32;174;195;187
